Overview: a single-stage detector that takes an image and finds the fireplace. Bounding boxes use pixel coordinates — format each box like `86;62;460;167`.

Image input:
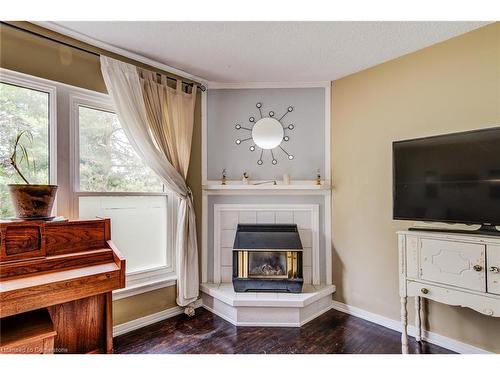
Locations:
232;224;303;293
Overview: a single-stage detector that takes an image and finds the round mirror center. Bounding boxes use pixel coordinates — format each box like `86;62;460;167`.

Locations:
252;117;284;150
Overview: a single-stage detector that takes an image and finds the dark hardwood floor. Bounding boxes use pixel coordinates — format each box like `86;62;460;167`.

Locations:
114;307;454;354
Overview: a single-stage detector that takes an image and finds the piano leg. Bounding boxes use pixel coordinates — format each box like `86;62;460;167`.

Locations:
106;292;113;354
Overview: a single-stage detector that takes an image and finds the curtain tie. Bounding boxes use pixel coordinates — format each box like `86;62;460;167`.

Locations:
181;186;193;202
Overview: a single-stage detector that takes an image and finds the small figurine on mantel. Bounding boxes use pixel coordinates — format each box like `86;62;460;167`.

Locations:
316;169;322;185
283;173;290;185
242;172;250;184
221;169;227;185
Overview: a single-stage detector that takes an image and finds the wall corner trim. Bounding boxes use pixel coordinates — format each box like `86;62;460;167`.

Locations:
113;299;203;337
331;300;492;354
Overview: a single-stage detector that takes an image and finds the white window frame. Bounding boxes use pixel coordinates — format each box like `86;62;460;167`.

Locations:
0;69;57;190
1;68;177;299
69;91;177;299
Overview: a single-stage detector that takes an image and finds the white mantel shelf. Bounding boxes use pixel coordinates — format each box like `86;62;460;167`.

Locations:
203;180;332;195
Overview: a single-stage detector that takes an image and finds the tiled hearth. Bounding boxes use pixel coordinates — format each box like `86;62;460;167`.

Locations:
201;283;336;327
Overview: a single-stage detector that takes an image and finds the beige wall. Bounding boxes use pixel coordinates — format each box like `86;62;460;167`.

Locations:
113;286;177;325
1;22;202;326
331;22;500;352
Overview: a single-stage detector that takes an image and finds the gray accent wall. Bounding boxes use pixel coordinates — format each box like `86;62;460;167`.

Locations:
207;88;325;181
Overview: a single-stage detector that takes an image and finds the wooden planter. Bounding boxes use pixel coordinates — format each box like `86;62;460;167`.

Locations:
8;184;58;219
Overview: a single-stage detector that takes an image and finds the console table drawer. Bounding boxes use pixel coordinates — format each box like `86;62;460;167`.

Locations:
487;245;500;295
420;238;486;292
407;280;500;317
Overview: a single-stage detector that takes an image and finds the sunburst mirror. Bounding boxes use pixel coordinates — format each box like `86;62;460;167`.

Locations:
235;102;295;165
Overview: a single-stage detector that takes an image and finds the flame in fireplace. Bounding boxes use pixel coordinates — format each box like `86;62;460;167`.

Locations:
251;263;286;276
248;251;287;277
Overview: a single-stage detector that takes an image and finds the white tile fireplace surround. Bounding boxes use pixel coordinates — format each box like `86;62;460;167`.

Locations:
215;204;320;284
200;203;335;326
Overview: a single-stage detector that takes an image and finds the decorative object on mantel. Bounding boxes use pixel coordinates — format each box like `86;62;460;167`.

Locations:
235;102;295;165
283;174;290;185
5;130;58;220
242;172;250;184
221;168;227;185
253;180;277;186
316;169;322;185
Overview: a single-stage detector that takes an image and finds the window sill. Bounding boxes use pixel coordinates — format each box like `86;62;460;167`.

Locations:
112;275;177;301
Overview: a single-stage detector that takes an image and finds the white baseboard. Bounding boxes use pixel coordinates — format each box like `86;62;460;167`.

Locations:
113;299;202;337
331;300;491;354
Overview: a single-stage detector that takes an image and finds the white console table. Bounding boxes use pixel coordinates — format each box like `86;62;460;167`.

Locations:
398;230;500;354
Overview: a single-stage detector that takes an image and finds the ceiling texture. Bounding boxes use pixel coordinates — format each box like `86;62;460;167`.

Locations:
46;21;490;83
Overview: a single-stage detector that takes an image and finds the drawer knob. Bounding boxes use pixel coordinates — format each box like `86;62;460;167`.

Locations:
473;265;483;272
490;266;499;273
421;288;429;295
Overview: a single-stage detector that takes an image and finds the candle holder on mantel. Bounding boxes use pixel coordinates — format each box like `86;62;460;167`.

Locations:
221;169;227;185
316;169;321;185
283;174;290;185
242;172;250;184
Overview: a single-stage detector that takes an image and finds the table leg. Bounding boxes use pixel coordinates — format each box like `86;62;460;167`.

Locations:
415;296;421;342
401;296;409;354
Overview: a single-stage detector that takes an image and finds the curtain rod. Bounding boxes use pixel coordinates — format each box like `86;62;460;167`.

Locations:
1;22;206;92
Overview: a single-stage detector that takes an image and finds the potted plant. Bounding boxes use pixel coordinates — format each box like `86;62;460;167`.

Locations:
6;130;58;219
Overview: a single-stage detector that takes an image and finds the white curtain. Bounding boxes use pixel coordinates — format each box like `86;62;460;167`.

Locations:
100;56;199;310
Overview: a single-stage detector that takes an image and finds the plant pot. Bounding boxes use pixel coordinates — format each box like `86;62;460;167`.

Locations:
8;184;58;219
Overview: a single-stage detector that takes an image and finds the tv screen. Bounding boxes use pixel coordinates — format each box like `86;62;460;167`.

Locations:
393;127;500;225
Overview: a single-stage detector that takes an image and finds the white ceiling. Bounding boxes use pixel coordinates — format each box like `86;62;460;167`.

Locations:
48;21;489;83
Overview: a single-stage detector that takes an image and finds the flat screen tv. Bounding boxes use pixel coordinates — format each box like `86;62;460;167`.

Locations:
393;127;500;232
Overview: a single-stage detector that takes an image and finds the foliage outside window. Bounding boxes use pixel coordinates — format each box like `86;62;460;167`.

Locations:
0;82;50;218
78;106;163;193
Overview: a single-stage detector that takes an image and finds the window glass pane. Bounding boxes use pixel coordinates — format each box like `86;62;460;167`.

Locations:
79;106;163;192
0;82;49;218
79;195;168;273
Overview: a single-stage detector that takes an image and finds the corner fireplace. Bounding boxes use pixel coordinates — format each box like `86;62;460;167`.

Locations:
232;224;303;293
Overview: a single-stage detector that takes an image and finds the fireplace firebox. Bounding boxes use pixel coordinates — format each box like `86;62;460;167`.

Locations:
232;224;303;293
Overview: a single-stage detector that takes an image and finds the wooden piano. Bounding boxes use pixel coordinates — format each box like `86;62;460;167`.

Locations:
0;218;125;354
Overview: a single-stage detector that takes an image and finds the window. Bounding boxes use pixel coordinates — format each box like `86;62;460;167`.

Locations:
72;95;175;294
1;68;175;299
0;78;55;219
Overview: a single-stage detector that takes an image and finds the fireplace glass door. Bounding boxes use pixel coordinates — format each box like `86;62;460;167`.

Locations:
248;251;288;278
